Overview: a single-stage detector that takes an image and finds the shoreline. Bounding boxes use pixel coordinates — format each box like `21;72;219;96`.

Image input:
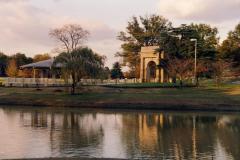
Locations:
3;158;125;160
1;101;240;112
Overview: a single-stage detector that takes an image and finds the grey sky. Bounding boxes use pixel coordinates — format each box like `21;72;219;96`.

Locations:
0;0;239;67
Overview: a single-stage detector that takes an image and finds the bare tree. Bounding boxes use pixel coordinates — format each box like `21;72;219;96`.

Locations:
49;24;89;53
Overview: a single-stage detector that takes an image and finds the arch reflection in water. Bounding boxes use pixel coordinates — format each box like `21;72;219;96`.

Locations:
0;107;239;159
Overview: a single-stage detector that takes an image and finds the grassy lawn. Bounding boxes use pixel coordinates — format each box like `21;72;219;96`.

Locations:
0;83;240;110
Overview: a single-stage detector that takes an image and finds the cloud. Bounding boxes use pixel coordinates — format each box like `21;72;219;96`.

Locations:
0;0;119;67
159;0;240;22
0;2;53;53
158;0;240;40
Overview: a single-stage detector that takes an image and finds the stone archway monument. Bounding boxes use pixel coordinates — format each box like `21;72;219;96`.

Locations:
140;46;165;83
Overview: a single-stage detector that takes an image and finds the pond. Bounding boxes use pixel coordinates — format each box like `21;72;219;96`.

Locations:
0;106;239;159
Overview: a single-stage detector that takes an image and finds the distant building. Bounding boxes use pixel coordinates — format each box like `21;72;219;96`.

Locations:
20;58;61;78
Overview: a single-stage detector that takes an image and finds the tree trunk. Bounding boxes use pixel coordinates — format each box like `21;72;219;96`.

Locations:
71;82;75;95
179;77;183;88
196;75;199;87
71;74;76;95
172;77;177;83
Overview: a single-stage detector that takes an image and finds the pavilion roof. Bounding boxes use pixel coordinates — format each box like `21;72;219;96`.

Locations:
20;58;61;69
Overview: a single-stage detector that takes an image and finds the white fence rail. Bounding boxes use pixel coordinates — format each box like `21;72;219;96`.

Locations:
0;77;141;87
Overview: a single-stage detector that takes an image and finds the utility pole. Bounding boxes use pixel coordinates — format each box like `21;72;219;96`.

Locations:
191;39;197;84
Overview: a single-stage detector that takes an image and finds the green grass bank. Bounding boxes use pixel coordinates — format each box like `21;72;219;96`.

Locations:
0;83;240;111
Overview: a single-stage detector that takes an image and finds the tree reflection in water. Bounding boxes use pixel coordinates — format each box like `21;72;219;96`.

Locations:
0;107;239;159
19;109;104;157
121;113;234;159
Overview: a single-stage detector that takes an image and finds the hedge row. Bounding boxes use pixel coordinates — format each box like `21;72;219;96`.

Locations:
103;83;196;89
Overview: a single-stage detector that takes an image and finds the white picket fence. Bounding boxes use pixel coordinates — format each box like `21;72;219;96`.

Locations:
0;77;141;87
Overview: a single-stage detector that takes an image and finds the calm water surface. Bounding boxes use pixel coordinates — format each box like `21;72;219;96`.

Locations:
0;106;240;159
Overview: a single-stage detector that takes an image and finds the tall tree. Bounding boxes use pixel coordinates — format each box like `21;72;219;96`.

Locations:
190;23;219;60
219;23;240;68
0;52;8;76
162;23;219;60
50;24;89;53
33;53;51;62
6;59;18;77
117;15;172;78
110;62;124;79
54;47;105;94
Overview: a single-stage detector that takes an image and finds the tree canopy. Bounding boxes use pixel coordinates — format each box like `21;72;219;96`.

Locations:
218;23;240;67
162;24;219;60
9;53;33;67
33;53;51;62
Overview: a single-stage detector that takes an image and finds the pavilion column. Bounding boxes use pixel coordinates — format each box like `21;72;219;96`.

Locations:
40;70;44;78
156;52;160;83
156;67;160;83
33;67;36;78
140;57;144;83
160;51;165;83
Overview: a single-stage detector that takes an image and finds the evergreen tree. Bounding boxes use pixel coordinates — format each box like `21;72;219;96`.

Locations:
110;62;124;79
0;52;8;76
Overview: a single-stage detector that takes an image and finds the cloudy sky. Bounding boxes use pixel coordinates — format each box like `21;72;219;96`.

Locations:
0;0;239;67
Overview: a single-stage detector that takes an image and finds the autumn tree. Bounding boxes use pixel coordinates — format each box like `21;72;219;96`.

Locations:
50;24;89;53
165;58;193;86
7;53;33;78
195;59;211;86
33;53;51;62
212;60;232;86
6;59;18;77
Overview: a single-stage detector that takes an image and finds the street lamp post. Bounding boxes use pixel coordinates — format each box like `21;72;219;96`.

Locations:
190;39;197;84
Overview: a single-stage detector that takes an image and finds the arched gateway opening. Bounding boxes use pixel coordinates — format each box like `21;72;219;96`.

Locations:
146;61;156;82
140;46;166;83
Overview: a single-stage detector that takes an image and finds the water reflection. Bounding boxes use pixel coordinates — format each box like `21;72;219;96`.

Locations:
0;107;239;159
